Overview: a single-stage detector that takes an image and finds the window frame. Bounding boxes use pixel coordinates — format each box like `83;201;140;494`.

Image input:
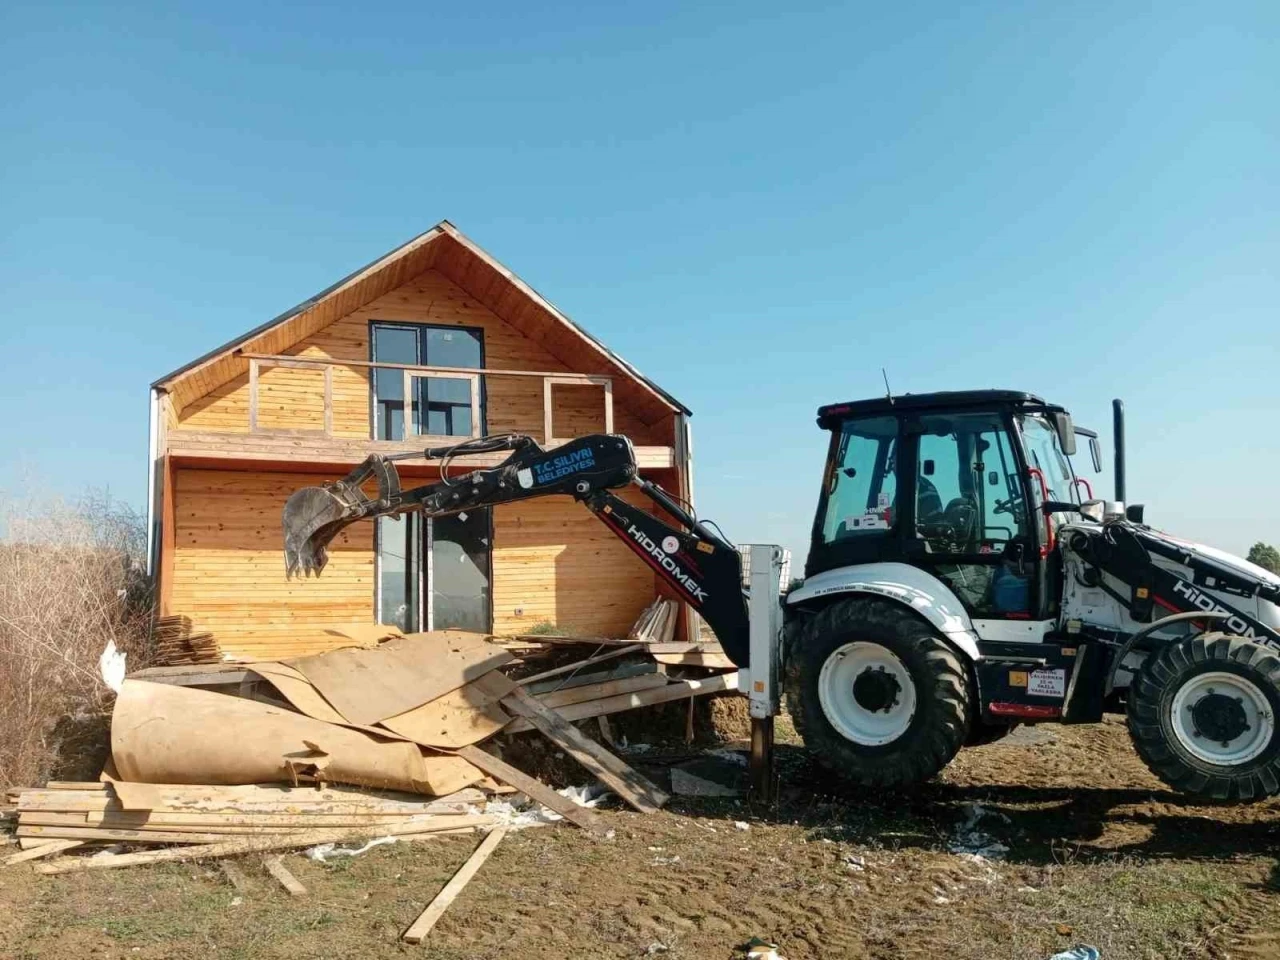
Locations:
367;321;487;441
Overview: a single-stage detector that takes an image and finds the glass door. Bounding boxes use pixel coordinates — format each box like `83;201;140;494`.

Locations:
427;510;492;633
376;509;491;632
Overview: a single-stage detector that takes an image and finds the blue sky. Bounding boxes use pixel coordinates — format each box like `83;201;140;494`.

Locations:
1;1;1277;565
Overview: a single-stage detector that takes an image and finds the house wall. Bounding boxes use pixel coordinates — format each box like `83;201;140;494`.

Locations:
167;465;661;660
174;268;668;446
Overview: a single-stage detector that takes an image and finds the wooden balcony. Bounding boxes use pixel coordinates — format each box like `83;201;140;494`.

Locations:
162;353;676;472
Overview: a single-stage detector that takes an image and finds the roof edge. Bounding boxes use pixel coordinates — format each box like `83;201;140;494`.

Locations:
151;224;448;389
438;223;691;417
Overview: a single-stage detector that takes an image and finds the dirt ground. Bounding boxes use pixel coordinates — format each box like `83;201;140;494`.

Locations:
2;714;1278;960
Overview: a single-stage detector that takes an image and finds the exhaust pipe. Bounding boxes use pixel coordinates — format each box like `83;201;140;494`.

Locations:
1112;398;1126;503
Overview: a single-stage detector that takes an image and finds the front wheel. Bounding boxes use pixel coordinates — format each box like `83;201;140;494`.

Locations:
785;597;971;789
1127;633;1280;801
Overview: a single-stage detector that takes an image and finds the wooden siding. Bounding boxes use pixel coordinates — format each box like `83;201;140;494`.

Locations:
492;491;657;638
169;468;376;658
168;466;660;657
174;268;667;446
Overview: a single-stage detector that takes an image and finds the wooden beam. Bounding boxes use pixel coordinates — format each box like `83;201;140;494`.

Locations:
3;839;85;866
505;672;737;732
454;745;605;834
159;454;176;617
323;364;333;436
247;358;259;433
34;816;495;874
164;433;677;471
239;352;613;383
263;855;308;897
500;687;668;813
515;644;644;686
401;827;508;944
220;861;251;894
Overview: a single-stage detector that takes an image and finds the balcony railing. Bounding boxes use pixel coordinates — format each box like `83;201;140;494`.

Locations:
239;352;614;444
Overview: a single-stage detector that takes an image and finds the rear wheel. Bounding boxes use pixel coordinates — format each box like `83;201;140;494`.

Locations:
785;597;971;788
1127;633;1280;801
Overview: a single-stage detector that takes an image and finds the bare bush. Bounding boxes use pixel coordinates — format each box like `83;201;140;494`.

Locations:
0;489;152;789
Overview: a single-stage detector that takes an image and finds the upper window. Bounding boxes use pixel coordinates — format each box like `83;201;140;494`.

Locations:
371;323;484;441
915;412;1028;555
820;416;898;545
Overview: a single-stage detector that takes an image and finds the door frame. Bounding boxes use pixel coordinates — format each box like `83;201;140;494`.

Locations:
374;507;494;632
423;509;494;632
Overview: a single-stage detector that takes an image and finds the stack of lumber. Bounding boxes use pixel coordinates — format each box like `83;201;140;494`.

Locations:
7;781;491;862
152;615;221;665
628;597;679;644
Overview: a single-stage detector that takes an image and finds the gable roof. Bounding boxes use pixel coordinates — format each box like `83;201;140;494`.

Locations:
153;221;690;423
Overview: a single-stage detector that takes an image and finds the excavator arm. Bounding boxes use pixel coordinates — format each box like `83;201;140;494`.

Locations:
282;434;752;666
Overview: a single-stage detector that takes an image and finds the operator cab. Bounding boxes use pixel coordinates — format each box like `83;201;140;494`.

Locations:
808;390;1084;621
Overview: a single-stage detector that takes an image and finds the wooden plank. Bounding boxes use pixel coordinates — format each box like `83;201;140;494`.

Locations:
221;860;251;894
35;816;496;874
18;824;243;844
500;687;668;814
454;745;604;834
3;839;85;866
644;642;726;655
534;672;667;709
651;652;735;669
18;812;437;833
126;667;250;687
504;672;737;733
515;644;644;686
20;784;480;815
41;782;105;791
402;827;508;944
263;855;307;896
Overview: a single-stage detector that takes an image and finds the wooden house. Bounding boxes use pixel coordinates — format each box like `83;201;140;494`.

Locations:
146;222;695;661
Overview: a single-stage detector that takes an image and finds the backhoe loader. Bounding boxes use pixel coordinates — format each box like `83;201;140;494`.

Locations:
283;391;1280;802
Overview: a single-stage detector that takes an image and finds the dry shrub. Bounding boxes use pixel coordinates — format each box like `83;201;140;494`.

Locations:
0;490;153;789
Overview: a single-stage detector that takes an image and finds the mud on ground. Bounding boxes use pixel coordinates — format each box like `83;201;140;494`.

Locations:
2;715;1278;960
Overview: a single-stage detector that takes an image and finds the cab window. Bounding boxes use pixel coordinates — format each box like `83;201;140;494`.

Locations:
1019;414;1077;504
821;416;898;544
915;413;1029;554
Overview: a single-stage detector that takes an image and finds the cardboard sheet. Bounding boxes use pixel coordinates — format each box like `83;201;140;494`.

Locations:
111;680;483;796
286;631;512;726
379;672;515;748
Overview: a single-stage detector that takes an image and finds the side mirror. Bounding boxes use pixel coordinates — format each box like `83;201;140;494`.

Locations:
923;459;935;476
1088;436;1102;473
1126;503;1145;524
1053;412;1077;456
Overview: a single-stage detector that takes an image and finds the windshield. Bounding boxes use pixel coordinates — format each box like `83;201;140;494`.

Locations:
1018;414;1077;504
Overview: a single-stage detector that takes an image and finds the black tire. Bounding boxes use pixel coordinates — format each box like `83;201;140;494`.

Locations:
784;596;971;788
1127;633;1280;801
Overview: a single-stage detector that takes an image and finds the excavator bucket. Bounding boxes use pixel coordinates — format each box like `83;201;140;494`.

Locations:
283;454;407;578
282;483;373;579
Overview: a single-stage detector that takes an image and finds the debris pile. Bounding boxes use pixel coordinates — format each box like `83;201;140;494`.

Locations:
4;609;737;888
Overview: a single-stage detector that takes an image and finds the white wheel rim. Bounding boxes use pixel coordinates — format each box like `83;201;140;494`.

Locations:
818;642;917;746
1170;670;1275;766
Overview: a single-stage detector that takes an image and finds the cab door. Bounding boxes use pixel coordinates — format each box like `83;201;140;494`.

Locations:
904;411;1041;624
